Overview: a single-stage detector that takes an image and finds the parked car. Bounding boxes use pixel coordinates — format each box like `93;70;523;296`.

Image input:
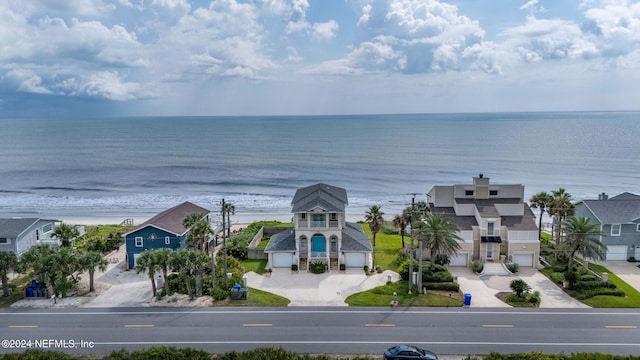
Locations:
383;345;438;360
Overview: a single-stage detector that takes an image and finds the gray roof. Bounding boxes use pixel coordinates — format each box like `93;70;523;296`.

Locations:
126;201;210;236
291;183;347;213
579;193;640;223
264;222;372;253
264;228;296;252
0;218;40;238
430;207;478;230
341;222;373;252
501;204;538;231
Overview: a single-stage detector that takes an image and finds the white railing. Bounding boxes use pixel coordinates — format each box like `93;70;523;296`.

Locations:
310;251;327;258
481;229;501;236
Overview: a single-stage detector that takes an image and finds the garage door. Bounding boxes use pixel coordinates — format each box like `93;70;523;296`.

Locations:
606;245;627;261
272;253;293;268
344;253;365;268
512;253;533;267
448;253;468;266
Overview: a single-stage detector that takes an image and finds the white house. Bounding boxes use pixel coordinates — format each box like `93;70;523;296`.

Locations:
0;218;60;256
265;183;372;270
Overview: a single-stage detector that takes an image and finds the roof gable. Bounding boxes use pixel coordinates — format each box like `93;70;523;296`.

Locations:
609;192;640;201
126;201;210;236
581;196;640;224
291;183;348;213
0;218;40;238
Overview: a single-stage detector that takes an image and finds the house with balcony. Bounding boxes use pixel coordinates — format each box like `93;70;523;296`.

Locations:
426;174;539;267
264;183;372;270
574;192;640;261
0;218;60;256
124;201;211;269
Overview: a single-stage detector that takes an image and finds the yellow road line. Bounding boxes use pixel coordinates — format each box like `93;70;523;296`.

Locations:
8;325;38;328
483;324;514;328
124;324;155;328
364;324;396;327
605;325;637;329
242;324;272;327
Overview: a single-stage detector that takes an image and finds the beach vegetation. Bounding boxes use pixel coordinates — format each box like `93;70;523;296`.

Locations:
391;212;409;249
135;250;159;297
80;225;128;254
529;191;553;241
549;188;575;245
561;216;607;271
227;221;292;260
345;280;463;307
19;245;80;298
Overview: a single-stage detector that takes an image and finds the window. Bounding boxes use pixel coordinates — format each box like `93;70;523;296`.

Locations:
330;240;337;252
135;236;143;247
165;236;170;245
312;213;325;227
42;223;53;233
300;237;308;251
636;223;640;232
465;190;474;196
36;230;39;240
0;238;7;244
300;213;306;220
330;213;337;221
611;224;621;236
490;190;498;196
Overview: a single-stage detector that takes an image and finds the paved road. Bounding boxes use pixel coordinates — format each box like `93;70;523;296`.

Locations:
1;307;639;357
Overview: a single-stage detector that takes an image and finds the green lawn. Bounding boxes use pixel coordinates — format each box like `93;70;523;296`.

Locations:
345;280;463;307
240;259;268;274
212;287;290;306
584;263;640;308
362;224;404;272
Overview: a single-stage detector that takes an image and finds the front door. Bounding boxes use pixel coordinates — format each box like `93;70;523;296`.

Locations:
311;235;326;256
486;243;494;260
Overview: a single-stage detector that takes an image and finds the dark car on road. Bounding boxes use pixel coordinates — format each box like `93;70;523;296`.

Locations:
383;345;438;360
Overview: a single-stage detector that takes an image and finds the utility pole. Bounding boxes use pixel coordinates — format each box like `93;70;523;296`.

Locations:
221;198;228;288
408;194;415;294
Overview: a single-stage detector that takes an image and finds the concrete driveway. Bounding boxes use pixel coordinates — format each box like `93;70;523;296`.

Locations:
448;267;589;308
600;261;640;292
245;268;401;306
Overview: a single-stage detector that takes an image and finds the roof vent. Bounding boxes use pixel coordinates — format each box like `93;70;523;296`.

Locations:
479;173;484;178
598;193;608;201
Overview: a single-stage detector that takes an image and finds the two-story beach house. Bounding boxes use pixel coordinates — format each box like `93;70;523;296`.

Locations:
574;192;640;261
0;218;60;256
264;183;372;270
124;201;211;269
427;175;540;267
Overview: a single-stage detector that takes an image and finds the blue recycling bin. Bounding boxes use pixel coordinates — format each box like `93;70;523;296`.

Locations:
464;293;472;306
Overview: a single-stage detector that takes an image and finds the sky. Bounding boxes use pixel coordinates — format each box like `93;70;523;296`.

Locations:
0;0;639;117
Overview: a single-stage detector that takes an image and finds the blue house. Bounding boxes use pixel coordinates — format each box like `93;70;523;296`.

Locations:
124;201;211;269
574;192;640;261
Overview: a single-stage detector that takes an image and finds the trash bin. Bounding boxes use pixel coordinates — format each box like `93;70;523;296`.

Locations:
464;293;472;306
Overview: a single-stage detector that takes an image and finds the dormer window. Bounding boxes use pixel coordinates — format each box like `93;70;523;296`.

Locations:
490;190;498;196
465;190;474;196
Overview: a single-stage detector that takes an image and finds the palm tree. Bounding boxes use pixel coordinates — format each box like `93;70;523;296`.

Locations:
191;250;211;297
79;251;108;292
183;213;210;251
392;212;409;249
51;223;80;247
170;249;193;298
153;248;173;296
415;213;462;271
0;251;18;297
530;191;552;241
364;205;384;271
549;188;575;245
224;203;235;240
510;279;531;299
135;250;158;297
562;216;607;271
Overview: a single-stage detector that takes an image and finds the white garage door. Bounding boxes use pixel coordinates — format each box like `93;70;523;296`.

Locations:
272;253;293;268
448;253;468;266
512;253;534;267
344;253;366;268
607;245;628;261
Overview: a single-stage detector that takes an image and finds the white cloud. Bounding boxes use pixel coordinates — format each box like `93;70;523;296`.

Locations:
4;69;53;94
77;71;141;100
312;20;338;40
582;0;640;56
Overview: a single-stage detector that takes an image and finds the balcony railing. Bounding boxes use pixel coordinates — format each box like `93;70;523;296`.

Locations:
311;221;325;228
329;220;339;228
481;229;500;236
310;251;327;258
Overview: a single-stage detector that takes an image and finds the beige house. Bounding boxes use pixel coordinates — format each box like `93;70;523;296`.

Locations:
427;174;539;268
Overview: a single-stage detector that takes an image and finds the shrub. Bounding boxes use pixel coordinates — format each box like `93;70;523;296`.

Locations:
375;265;382;273
291;264;298;271
549;272;565;285
573;280;616;291
381;225;397;235
339;263;346;271
471;261;483;273
397;260;418;280
564;271;579;289
505;262;519;274
309;261;325;274
574;289;626;300
579;274;598;282
423;271;453;283
211;287;229;301
435;254;450;265
510;279;531;298
363;265;369;273
394;251;408;267
424;282;460;292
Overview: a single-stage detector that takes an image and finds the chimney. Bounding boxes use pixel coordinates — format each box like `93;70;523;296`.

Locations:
598;193;608;201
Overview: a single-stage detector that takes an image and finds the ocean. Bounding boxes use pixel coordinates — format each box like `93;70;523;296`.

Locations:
1;112;639;225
